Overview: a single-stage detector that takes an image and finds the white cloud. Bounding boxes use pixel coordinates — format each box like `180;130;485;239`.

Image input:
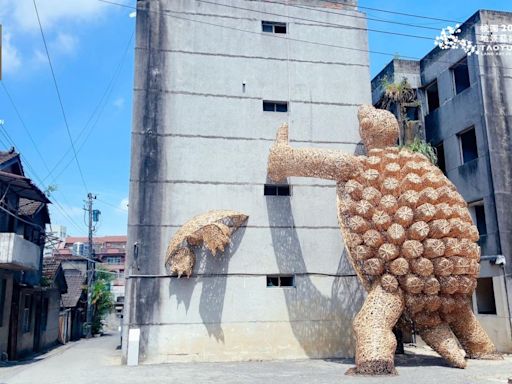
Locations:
51;32;78;55
2;32;22;73
119;197;129;212
5;0;114;32
129;11;136;18
113;97;125;109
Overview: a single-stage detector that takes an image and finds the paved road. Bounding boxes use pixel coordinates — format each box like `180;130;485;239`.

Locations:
1;333;511;384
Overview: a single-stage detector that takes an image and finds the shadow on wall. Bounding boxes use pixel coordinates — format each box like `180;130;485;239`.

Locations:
266;194;365;358
167;225;246;343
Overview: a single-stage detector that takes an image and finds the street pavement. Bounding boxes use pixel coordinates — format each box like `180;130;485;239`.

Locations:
0;332;511;384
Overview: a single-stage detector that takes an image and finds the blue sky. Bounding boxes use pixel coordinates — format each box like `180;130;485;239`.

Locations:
0;0;509;237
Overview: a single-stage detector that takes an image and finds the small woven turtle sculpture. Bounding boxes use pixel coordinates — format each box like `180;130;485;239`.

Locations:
165;210;248;278
267;105;501;375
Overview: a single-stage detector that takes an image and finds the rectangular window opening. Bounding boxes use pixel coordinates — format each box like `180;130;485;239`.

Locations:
264;184;291;196
262;21;287;34
435;142;446;175
426;81;440;113
263;101;288;113
405;106;419;121
452;57;470;94
459;127;478;164
106;257;122;264
469;200;487;240
266;275;295;287
476;277;497;315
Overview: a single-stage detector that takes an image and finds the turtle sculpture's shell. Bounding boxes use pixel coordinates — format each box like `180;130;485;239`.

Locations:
338;146;480;328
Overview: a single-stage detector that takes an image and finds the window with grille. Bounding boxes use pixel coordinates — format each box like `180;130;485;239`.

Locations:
266;275;295;287
264;184;291;196
263;101;288;112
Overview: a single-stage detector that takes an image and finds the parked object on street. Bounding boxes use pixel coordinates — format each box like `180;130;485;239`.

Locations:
267;105;500;375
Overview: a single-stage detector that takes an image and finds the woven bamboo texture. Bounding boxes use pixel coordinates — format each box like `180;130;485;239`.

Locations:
267;104;500;375
165;210;248;277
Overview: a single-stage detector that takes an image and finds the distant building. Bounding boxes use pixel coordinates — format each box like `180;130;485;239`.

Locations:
372;10;512;352
125;0;370;364
0;148;62;360
43;224;67;257
54;236;127;300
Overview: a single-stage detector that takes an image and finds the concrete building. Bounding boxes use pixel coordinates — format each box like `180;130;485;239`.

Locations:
0;149;60;360
124;0;370;364
54;236;127;300
371;10;512;352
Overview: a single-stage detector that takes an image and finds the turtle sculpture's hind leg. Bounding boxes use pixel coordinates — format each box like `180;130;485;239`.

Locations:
348;283;404;375
417;321;467;368
444;305;502;360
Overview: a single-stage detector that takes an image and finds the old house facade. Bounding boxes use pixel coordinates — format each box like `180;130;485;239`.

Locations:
124;0;370;364
0;149;61;360
371;10;512;352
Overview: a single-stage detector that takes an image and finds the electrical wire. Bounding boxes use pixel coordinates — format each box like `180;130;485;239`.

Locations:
98;0;512;71
0;82;53;174
258;0;443;31
195;0;508;44
33;0;89;193
42;30;135;185
196;0;433;41
0;122;85;233
308;0;461;24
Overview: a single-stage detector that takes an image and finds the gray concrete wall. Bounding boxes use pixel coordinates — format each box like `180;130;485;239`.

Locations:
477;10;512;352
39;289;61;351
419;10;512;351
0;233;40;271
124;0;370;363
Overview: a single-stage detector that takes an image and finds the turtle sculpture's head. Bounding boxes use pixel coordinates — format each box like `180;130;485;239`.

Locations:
357;104;399;151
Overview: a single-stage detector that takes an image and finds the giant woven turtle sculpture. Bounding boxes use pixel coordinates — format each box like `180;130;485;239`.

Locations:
267;105;501;375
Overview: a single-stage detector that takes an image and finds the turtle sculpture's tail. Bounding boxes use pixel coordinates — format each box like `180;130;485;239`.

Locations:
165;210;249;278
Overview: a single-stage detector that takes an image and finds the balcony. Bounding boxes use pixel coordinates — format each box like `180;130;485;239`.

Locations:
0;233;40;270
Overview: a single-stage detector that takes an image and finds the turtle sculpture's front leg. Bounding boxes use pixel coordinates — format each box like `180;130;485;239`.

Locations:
348;283;404;375
267;123;362;182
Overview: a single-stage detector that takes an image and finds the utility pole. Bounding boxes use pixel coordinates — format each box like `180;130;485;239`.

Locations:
86;192;96;339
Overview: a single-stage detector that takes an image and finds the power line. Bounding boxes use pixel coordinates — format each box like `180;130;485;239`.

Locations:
197;0;503;43
0;121;85;233
0;82;53;174
33;0;89;193
98;0;512;71
258;0;443;31
322;0;461;24
196;0;433;41
43;30;135;185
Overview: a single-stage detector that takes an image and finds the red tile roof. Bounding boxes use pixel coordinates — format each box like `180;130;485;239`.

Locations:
63;235;127;245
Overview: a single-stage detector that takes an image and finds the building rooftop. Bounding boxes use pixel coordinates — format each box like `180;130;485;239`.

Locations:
0;148;19;165
42;257;61;279
61;269;85;308
0;171;50;203
62;235;127;246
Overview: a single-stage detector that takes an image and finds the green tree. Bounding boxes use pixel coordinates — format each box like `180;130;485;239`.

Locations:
91;268;115;334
